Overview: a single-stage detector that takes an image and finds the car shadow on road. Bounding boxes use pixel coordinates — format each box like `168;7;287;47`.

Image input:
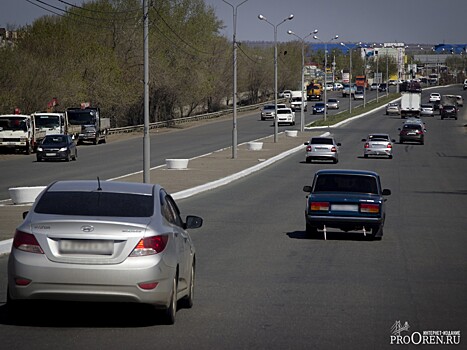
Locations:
0;301;177;327
286;230;378;242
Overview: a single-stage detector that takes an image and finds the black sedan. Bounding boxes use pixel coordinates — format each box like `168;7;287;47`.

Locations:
36;134;78;162
303;169;391;240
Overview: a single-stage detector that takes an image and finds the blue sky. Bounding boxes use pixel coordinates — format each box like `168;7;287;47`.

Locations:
1;0;466;45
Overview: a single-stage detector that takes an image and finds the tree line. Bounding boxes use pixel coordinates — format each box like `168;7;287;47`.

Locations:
0;0;400;127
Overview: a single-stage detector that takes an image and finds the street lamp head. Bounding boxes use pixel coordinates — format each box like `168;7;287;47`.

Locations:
313;35;319;40
287;30;294;35
340;42;344;46
313;29;318;34
258;14;265;20
287;14;294;20
333;35;339;40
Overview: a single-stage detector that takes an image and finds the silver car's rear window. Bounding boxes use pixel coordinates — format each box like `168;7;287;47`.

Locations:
34;192;154;217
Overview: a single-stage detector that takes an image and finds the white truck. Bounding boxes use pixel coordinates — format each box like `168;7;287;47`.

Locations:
0;114;46;154
32;112;81;138
400;92;421;119
289;90;307;112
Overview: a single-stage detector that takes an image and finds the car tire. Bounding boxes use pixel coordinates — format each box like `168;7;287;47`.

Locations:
180;263;195;309
388;155;393;159
364;154;368;158
333;158;338;164
371;225;383;240
305;157;311;164
162;276;177;325
6;286;27;321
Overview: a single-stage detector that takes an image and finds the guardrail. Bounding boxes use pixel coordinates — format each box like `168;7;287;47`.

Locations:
108;100;278;135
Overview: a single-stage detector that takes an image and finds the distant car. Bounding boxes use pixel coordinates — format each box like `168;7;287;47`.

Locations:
370;83;379;91
399;123;425;144
333;82;344;90
303;169;391;240
36;134;77;162
290;98;307;112
378;83;387;92
276;107;295;125
385;102;400;115
304;136;341;164
282;90;292;99
260;104;286;120
429;93;441;103
362;133;395;159
325;83;334;91
312;102;326;114
420;104;434;116
388;80;398;86
463;79;467;90
7;180;204;324
440;104;458;120
354;90;364;100
342;84;356;97
454;95;464;107
326;98;340;109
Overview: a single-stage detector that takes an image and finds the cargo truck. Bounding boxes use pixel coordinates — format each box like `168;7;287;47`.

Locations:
400;92;421;118
66;106;110;145
0;114;46;154
306;83;322;101
32;112;81;138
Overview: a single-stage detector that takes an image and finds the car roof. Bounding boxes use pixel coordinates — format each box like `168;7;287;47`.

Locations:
46;180;159;196
315;169;379;177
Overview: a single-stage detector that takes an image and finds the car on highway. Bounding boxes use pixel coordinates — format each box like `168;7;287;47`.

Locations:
420;104;434;117
36;134;77;162
378;83;387;92
342;84;356;97
304;136;341;164
454;95;464;107
370;83;379;91
326;98;340;109
303;169;391;240
362;133;395;159
429;93;441;103
312;102;326;114
7;180;204;324
333;82;344;90
276;107;295;125
440;104;458;120
464;79;467;90
325;83;334;91
388;80;398;86
260;103;286;120
385;102;400;115
398;122;425;144
354;90;364;100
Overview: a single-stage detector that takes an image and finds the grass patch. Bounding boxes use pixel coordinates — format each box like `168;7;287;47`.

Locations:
309;93;400;127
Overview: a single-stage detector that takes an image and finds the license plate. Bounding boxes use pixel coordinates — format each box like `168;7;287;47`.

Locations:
46;153;56;156
331;204;358;212
60;240;114;255
407;132;416;136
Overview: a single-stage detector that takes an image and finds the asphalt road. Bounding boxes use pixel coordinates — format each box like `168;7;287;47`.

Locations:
0;86;465;349
0;88;392;199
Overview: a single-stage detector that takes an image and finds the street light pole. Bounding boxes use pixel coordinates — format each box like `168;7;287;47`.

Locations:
223;0;248;159
287;29;318;132
313;34;339;121
340;42;352;114
258;14;294;142
143;0;150;183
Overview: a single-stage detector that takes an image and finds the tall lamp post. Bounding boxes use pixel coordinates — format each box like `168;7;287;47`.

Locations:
313;34;339;121
258;13;294;142
287;29;318;132
340;42;352;114
223;0;248;159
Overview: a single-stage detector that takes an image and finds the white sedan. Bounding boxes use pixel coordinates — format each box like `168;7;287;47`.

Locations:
429;93;441;103
276;107;295;125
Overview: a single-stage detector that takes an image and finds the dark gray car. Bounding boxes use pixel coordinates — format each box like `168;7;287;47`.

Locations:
36;134;77;162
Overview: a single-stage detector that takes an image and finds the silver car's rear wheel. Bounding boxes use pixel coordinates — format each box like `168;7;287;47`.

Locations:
163;276;177;325
180;263;195;309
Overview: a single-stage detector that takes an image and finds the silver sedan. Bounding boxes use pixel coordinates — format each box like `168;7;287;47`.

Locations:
362;133;395;159
304;136;341;164
7;180;203;324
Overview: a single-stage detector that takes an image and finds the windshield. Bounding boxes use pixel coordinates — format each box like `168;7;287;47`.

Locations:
67;110;96;125
0;117;28;131
35;115;61;128
42;135;66;145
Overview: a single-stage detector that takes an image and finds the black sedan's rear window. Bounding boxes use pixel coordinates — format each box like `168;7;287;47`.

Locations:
310;137;333;144
34;191;154;217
